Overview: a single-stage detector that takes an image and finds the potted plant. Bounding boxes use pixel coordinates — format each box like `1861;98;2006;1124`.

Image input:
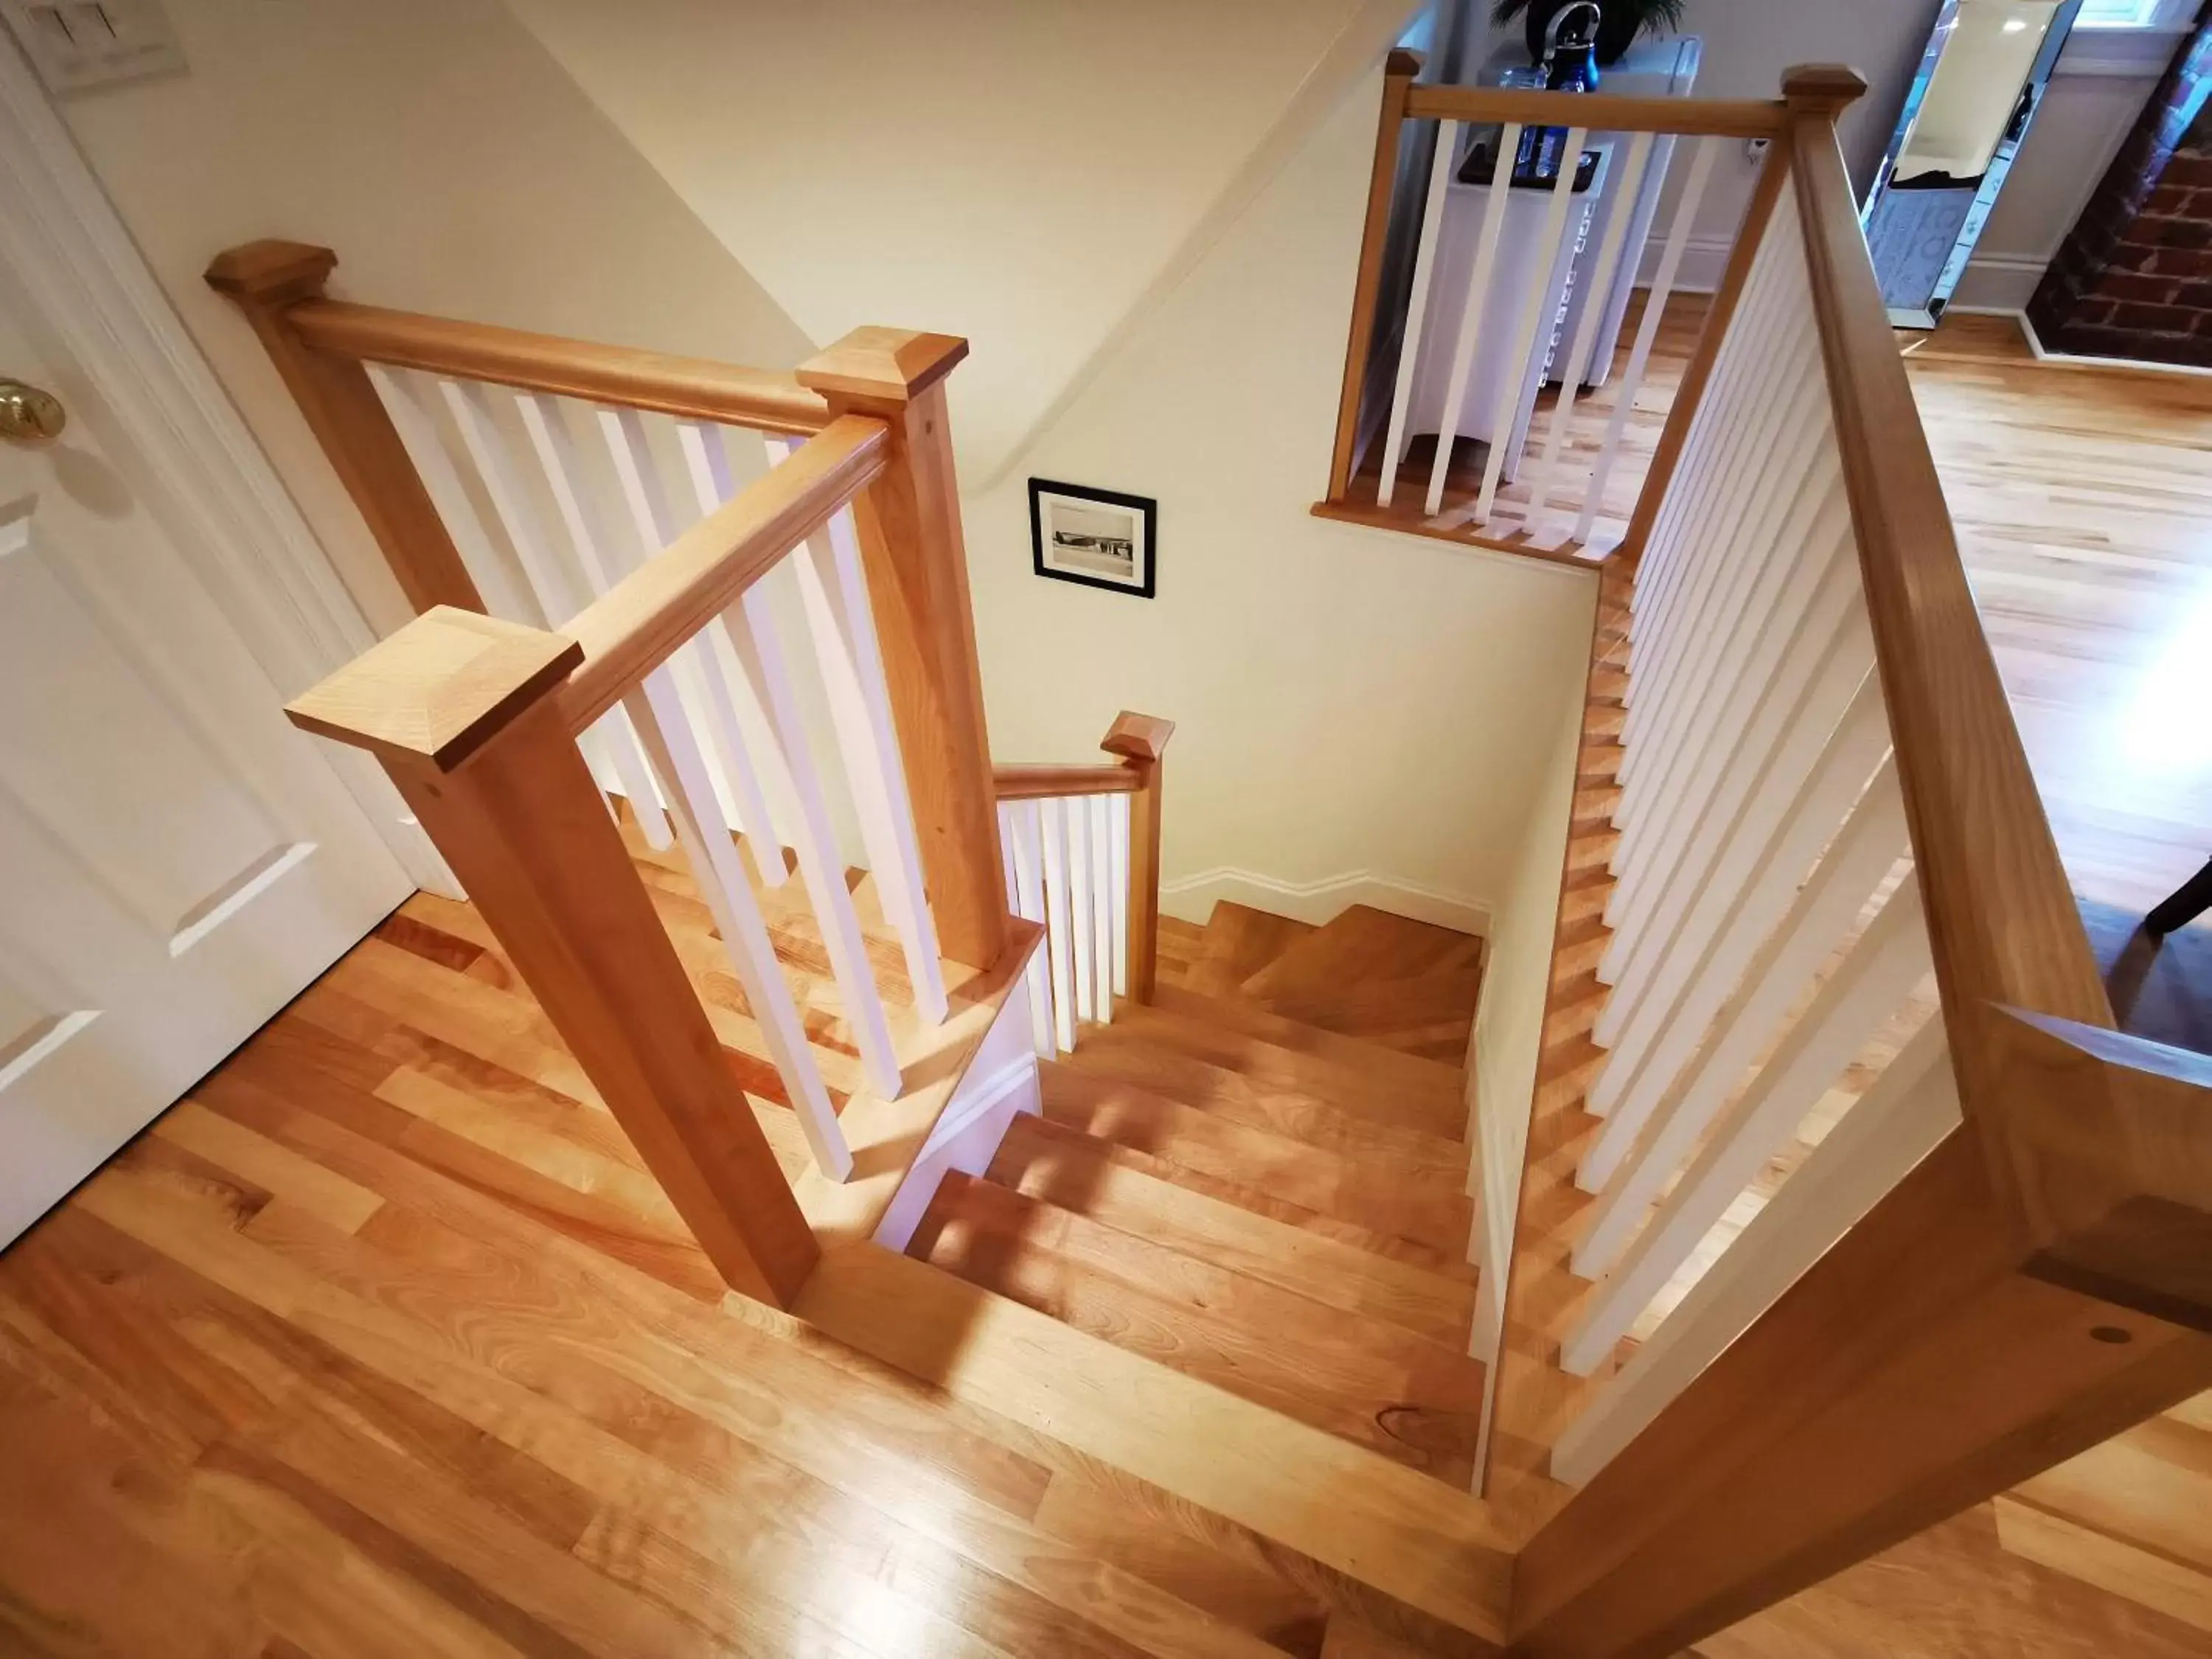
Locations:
1492;0;1686;67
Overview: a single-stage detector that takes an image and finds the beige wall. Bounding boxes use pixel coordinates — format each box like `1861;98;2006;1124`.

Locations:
1464;649;1582;1422
501;0;1413;481
55;0;811;634
964;80;1598;923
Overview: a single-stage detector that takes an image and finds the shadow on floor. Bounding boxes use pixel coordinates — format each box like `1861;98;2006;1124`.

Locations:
2078;898;2212;1058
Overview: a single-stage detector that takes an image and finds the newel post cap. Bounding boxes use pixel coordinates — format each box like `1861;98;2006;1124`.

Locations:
1102;712;1176;765
1385;47;1425;80
204;239;341;306
1781;65;1868;116
286;605;582;773
797;327;970;411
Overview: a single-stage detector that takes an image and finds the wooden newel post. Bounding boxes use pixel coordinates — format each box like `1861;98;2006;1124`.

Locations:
286;607;820;1307
799;328;1010;972
1102;712;1175;1004
206;240;484;616
1327;46;1425;503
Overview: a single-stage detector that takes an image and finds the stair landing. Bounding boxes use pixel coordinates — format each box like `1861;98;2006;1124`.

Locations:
912;900;1487;1489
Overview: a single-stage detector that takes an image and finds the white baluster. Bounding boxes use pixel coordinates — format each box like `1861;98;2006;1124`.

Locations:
366;366;533;623
1066;790;1096;1023
1379;118;1463;509
1562;872;1932;1374
510;390;671;848
1592;672;1890;1116
624;673;851;1181
1527;131;1655;526
1554;1020;1958;1484
768;439;947;1023
1110;791;1132;1000
1425;122;1523;517
1576;134;1719;546
1473;128;1587;526
676;421;903;1099
1038;798;1078;1054
436;378;669;849
1090;794;1115;1025
1009;799;1055;1060
597;405;790;886
1580;759;1911;1239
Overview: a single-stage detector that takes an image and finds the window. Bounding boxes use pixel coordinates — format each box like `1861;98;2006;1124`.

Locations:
2074;0;2194;29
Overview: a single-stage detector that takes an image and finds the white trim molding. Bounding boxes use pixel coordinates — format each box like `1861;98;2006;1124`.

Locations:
1162;865;1492;936
0;29;451;892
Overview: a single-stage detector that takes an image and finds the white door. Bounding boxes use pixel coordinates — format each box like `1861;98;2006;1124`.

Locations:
0;276;412;1247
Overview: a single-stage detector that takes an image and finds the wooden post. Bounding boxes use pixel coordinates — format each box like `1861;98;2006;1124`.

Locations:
1326;48;1425;503
286;605;819;1307
1102;712;1175;1004
799;328;1009;970
206;240;484;615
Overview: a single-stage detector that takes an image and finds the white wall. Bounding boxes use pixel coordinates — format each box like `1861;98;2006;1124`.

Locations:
52;0;812;635
501;0;1416;483
965;80;1598;925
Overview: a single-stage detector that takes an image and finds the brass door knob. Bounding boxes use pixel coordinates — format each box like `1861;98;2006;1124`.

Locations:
0;378;66;442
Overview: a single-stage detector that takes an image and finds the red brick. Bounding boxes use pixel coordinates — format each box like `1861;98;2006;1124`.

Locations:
2149;215;2212;249
2163;153;2212;190
2097;270;2182;305
2113;300;2199;331
2149;246;2212;277
2147;182;2198;217
2177;279;2212;308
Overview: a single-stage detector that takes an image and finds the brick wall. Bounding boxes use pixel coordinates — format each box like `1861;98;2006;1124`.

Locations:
2028;10;2212;366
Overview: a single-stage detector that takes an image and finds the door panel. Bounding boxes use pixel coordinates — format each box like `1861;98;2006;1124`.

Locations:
0;274;410;1246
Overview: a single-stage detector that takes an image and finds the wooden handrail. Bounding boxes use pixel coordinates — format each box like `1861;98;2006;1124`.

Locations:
1402;83;1788;138
992;763;1140;801
558;414;888;728
286;297;834;436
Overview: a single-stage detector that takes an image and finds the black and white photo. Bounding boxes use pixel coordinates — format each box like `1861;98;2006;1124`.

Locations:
1030;479;1155;597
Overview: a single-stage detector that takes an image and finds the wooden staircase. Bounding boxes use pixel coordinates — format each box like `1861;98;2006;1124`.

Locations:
909;900;1489;1489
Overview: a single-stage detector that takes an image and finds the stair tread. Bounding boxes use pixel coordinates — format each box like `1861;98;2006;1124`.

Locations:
1239;905;1481;1001
1066;1021;1467;1165
1149;984;1467;1104
1251;969;1484;1066
1088;1001;1466;1143
988;1113;1476;1348
914;1172;1483;1486
1186;901;1316;996
1039;1062;1471;1259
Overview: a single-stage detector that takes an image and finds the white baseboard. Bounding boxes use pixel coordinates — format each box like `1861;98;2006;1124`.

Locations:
1161;866;1492;936
1949;253;2051;313
2015;307;2212;379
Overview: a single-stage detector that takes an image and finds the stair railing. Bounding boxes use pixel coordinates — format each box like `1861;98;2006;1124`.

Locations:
992;713;1175;1054
210;240;1031;1310
1461;69;2212;1658
1318;49;1800;560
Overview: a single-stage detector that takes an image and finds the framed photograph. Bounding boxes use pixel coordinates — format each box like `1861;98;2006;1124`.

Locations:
1029;478;1155;598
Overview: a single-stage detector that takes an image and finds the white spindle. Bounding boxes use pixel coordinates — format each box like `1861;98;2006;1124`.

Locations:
1578;758;1911;1243
1576;134;1719;546
1089;793;1115;1024
1110;791;1132;999
770;439;948;1024
1038;798;1078;1054
436;378;672;852
1562;873;1932;1374
1590;672;1890;1114
597;406;790;887
1607;486;1859;959
1554;1020;1958;1484
623;672;851;1181
1473;128;1587;526
1527;130;1656;524
1378;118;1464;510
675;422;903;1099
509;390;671;850
1425;122;1523;517
1067;790;1096;1023
367;366;532;623
1008;800;1054;1060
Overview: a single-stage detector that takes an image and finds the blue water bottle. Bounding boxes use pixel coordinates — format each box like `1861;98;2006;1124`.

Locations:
1519;1;1601;186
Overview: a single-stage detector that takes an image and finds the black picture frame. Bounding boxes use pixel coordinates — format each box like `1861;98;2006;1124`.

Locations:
1029;477;1156;599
